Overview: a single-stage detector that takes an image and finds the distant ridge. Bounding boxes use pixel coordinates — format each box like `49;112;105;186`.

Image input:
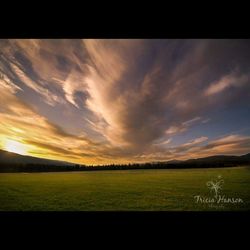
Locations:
164;153;250;168
0;149;250;172
165;159;183;164
0;149;73;166
183;154;250;163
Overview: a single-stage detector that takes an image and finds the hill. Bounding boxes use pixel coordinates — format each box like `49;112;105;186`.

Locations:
0;149;79;172
0;149;72;166
0;149;250;172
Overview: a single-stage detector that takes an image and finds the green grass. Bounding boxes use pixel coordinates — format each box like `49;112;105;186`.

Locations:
0;167;250;211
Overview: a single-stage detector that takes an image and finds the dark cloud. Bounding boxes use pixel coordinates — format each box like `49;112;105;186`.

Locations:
82;39;250;151
24;139;74;156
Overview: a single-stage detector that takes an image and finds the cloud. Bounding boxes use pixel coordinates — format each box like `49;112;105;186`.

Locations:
165;126;187;135
134;134;250;162
61;69;87;108
165;117;205;136
205;71;249;96
0;85;101;164
171;134;250;160
23;140;76;156
153;138;172;146
201;118;210;124
0;71;23;93
201;134;249;150
182;117;201;126
163;136;209;156
81;40;213;149
0;39;88;107
183;136;208;146
9;62;61;106
82;39;156;147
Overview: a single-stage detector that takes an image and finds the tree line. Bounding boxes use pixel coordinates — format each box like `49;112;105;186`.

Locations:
0;160;249;173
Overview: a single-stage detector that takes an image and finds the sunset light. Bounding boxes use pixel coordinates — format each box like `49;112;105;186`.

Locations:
4;139;28;155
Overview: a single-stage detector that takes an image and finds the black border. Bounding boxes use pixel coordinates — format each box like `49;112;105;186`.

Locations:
1;211;249;234
1;6;250;39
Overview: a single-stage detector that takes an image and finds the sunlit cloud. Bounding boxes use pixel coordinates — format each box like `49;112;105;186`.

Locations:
205;71;249;96
182;136;208;146
182;117;201;126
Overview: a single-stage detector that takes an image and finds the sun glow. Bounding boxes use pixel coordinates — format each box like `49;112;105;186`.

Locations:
4;139;28;155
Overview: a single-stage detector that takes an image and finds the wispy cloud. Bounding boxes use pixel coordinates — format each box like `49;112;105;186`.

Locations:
170;134;250;160
182;117;201;126
0;72;22;93
183;136;208;146
205;71;249;96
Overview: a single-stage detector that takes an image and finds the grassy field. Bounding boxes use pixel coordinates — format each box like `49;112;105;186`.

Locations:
0;167;249;211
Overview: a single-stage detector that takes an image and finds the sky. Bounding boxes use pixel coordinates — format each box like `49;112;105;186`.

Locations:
0;39;250;165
